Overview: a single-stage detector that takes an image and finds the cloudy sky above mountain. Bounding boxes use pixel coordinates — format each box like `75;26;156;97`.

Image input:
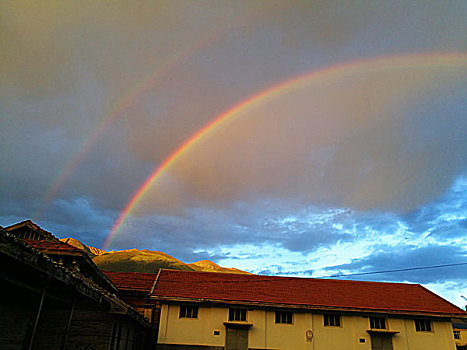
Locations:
1;1;466;307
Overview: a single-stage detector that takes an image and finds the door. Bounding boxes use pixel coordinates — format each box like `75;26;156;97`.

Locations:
225;327;248;350
370;334;393;350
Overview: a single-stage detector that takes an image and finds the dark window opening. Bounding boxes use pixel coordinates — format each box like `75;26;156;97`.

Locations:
324;314;341;327
369;316;386;329
275;311;293;324
229;308;246;321
179;305;198;319
415;319;432;332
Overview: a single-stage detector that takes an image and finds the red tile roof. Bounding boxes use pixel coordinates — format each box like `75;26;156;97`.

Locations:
152;270;466;316
24;239;84;255
104;271;159;292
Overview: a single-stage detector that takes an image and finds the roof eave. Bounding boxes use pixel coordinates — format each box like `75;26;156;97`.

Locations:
150;295;467;319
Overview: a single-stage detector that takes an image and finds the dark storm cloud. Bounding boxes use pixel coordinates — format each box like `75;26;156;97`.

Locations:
324;245;467;284
2;0;466;224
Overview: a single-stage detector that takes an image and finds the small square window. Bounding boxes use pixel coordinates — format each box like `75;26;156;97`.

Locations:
275;311;293;324
179;305;198;319
415;319;432;332
324;314;341;327
229;308;246;321
369;317;386;329
454;330;460;339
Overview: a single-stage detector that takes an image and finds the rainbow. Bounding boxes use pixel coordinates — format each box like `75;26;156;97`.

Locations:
103;52;467;249
34;1;280;221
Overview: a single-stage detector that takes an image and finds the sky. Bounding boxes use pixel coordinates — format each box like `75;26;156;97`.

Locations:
1;1;466;308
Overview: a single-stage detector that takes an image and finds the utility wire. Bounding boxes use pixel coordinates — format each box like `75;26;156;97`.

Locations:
325;262;467;278
157;262;467;282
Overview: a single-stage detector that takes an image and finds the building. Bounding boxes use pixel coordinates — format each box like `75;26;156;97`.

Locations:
6;220;117;294
0;221;154;350
3;219;465;350
104;270;163;343
103;271;160;323
453;319;467;350
150;269;466;350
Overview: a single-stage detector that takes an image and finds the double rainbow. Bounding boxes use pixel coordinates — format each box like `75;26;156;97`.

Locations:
103;52;467;249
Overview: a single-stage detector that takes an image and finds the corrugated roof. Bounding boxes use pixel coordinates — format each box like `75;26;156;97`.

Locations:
104;271;158;292
152;269;466;316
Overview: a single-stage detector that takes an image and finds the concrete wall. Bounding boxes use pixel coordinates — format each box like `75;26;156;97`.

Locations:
157;304;458;350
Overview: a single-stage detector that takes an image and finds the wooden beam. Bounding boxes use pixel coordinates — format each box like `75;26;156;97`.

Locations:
26;282;47;350
61;294;76;350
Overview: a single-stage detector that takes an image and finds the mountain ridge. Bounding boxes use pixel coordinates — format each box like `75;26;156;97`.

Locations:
60;237;249;274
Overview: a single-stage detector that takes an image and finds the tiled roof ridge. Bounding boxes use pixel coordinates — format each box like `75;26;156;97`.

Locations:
104;270;159;277
24;239;84;252
415;284;467;313
104;270;160;293
158;268;420;287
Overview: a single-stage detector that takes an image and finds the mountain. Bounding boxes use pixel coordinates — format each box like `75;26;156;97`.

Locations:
188;260;251;274
60;237;107;257
59;237;249;274
93;249;194;273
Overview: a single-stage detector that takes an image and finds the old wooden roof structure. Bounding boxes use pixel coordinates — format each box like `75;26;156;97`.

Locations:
5;220;118;294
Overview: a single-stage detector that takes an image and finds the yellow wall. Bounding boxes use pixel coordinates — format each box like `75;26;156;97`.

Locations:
455;328;467;347
158;304;227;347
157;304;457;350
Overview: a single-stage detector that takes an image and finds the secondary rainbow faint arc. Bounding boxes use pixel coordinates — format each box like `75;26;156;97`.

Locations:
103;52;467;249
34;1;280;221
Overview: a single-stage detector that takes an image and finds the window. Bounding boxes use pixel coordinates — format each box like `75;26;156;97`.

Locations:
415;319;432;332
369;317;386;329
179;305;198;318
454;330;460;339
323;314;341;327
275;311;293;324
229;308;246;321
143;308;153;321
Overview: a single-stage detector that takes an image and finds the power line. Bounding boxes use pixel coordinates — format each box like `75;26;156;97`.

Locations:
157;262;467;282
325;262;467;278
